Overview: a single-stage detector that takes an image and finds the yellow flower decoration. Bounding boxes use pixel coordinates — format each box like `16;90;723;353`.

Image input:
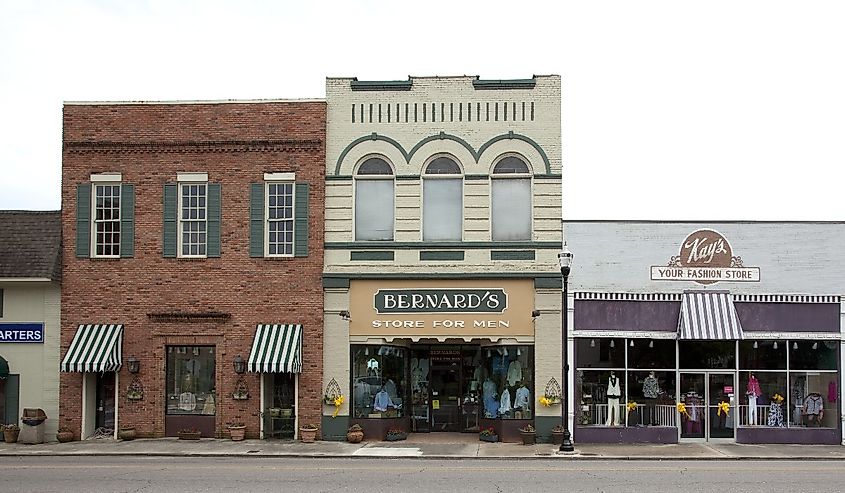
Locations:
539;396;551;407
332;395;345;418
627;401;638;412
717;401;730;417
676;402;690;418
772;393;784;403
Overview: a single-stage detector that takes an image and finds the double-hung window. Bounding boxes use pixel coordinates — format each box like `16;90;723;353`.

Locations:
180;182;207;257
267;180;295;256
422;156;463;241
491;156;532;241
249;173;309;258
77;173;134;259
354;157;395;241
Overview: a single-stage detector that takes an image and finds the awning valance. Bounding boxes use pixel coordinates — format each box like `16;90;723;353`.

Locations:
248;324;303;373
678;291;743;340
61;324;123;372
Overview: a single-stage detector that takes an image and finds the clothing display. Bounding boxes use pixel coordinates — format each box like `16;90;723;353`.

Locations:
606;375;621;398
746;375;762;398
384;378;398;399
767;401;784;427
482;378;499;417
367;358;380;376
747;395;758;425
803;393;824;415
373;389;394;412
179;391;197;411
829;381;838;403
605;375;621;426
498;387;512;416
642;374;659;399
514;386;531;410
201;393;215;415
506;361;523;386
682;392;702;435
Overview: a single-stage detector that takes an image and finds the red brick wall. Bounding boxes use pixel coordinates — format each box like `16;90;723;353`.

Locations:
60;101;326;438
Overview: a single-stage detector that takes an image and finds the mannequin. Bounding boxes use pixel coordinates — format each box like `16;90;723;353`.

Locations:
642;371;659;425
482;377;499;418
605;371;621;426
514;383;531;411
746;373;762;425
498;386;512;416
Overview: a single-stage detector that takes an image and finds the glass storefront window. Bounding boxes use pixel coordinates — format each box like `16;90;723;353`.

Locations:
576;370;625;426
476;346;534;419
739;340;786;370
351;345;407;418
789;372;838;428
575;338;624;368
166;345;216;415
627;339;675;369
738;371;787;427
678;341;735;369
790;340;838;371
627;371;677;426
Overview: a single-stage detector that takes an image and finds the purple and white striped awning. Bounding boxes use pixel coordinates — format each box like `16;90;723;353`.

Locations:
678;291;744;340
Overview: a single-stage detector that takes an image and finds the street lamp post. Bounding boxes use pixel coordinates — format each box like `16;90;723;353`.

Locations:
558;245;575;452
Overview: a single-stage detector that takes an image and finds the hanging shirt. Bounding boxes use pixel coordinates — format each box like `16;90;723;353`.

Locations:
507;361;523;386
642;376;659;399
746;376;762;398
498;388;512;415
373;390;394;412
179;392;197;411
482;379;497;399
829;381;838;403
514;386;531;410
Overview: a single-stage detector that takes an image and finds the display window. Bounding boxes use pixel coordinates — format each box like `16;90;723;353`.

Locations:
678;341;735;369
166;346;216;415
351;345;407;418
575;338;624;368
474;346;534;420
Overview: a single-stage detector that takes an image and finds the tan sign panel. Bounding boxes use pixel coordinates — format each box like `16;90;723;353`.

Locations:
348;279;535;338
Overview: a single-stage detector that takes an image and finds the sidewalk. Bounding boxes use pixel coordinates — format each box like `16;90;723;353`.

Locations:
2;434;844;460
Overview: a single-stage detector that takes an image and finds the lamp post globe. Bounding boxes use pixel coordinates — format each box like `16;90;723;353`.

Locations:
558;245;575;452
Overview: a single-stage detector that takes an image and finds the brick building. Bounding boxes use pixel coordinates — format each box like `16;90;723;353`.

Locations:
61;100;325;439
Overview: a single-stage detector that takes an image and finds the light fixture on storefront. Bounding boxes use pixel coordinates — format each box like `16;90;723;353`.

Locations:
233;355;246;374
339;310;351;321
753;341;758;349
590;339;596;348
812;342;818;350
609;340;615;348
648;340;654;348
558;243;575;453
773;341;778;349
126;357;140;374
793;342;798;350
630;340;634;347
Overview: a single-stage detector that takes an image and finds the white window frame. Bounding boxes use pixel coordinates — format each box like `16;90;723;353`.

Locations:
353;156;396;242
264;172;296;258
421;155;464;242
490;154;533;242
177;178;208;259
90;180;122;258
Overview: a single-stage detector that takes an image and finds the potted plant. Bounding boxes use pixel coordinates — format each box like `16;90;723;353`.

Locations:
550;425;565;445
3;424;20;443
384;428;407;441
228;422;246;441
346;423;364;443
519;424;536;445
118;425;137;441
479;426;498;443
177;427;201;440
56;427;75;443
299;423;319;443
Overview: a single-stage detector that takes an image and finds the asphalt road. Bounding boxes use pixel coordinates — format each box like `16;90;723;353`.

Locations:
1;457;844;492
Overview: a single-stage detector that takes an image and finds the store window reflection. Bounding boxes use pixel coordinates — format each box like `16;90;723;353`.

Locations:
351;345;407;418
166;346;216;415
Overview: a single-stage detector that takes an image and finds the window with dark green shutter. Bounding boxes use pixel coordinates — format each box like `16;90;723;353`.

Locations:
249;183;264;257
119;184;134;258
294;183;309;257
76;184;91;258
206;183;221;258
163;184;177;257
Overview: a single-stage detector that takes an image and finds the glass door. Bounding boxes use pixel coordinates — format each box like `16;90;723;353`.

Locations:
679;373;706;439
708;373;735;439
430;365;461;431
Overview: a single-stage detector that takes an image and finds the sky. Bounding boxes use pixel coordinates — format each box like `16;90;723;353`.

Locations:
1;0;843;220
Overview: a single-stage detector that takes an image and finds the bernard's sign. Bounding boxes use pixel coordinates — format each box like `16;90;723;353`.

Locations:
650;229;760;285
374;288;507;314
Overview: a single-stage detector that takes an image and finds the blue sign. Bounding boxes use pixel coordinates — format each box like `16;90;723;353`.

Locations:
0;323;44;343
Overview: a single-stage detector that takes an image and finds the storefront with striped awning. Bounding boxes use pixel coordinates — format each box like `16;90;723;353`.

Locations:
248;324;303;439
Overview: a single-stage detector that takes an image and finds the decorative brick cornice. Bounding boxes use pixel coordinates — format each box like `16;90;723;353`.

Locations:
64;139;323;154
147;311;231;323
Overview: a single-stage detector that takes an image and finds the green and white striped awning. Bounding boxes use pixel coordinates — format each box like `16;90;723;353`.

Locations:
248;324;303;373
61;324;124;372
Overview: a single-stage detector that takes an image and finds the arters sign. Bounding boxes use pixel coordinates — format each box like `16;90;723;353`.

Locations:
650;229;760;285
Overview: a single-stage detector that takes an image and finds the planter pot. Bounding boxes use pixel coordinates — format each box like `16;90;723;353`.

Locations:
299;428;318;443
177;431;202;440
384;432;406;442
520;432;536;445
346;430;364;443
551;432;565;445
118;428;136;441
479;434;498;443
228;426;246;441
56;431;75;443
4;429;20;443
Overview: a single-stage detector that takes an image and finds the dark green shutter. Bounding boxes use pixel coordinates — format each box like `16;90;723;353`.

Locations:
4;374;20;425
206;183;221;257
163;184;177;258
249;183;265;257
294;183;309;257
76;184;91;258
119;184;134;258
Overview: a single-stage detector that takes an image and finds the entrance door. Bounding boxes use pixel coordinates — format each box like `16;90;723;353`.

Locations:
95;372;116;430
679;372;735;441
430;366;460;431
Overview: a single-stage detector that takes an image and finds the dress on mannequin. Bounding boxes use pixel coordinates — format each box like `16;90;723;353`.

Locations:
746;374;762;425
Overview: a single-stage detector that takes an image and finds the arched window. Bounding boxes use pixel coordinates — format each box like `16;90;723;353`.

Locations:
491;156;531;241
354;157;394;241
422;156;463;241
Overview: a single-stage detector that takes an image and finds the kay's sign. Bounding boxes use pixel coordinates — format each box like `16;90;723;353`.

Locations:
650;229;760;285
